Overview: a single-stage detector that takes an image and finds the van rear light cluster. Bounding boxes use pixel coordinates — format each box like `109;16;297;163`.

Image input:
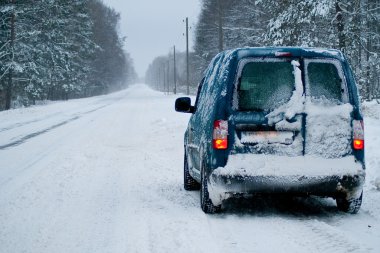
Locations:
353;120;364;150
213;120;228;150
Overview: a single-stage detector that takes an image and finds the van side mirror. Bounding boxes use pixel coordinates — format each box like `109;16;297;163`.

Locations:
175;97;194;113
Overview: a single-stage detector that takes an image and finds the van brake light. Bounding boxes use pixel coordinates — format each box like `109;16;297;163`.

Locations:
275;52;292;57
213;120;228;150
353;120;364;150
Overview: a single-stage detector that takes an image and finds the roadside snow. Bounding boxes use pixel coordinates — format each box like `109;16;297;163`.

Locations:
363;100;380;120
363;101;380;190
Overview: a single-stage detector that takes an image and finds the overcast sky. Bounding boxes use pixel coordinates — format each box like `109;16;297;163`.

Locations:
102;0;201;78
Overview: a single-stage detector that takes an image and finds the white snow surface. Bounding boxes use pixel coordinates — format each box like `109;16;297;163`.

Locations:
0;84;379;253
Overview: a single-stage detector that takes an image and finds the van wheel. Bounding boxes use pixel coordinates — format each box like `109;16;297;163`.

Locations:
184;152;200;191
336;191;363;214
200;165;221;214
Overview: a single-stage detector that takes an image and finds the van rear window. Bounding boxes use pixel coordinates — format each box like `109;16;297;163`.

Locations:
307;62;343;103
238;61;294;111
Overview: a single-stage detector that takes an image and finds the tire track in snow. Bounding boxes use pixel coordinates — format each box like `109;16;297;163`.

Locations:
0;104;109;150
0;91;129;134
0;112;62;133
303;220;366;253
0;116;80;149
203;195;374;253
206;214;369;253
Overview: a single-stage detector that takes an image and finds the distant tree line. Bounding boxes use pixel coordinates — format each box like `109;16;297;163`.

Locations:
0;0;137;110
146;0;379;100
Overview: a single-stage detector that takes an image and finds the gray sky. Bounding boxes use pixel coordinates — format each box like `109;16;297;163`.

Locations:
102;0;201;78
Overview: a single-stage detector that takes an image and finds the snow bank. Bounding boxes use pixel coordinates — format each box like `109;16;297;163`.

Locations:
362;101;380;190
374;178;380;191
362;100;380;120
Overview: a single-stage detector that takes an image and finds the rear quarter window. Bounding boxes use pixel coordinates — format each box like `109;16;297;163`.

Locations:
305;59;347;104
237;59;294;112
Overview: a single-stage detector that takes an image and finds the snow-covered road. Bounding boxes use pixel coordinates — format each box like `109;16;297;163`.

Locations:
0;84;379;253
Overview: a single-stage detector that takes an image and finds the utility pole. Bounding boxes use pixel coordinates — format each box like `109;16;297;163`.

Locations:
162;64;166;92
158;65;162;91
185;17;189;95
156;68;159;91
167;59;170;95
173;46;177;94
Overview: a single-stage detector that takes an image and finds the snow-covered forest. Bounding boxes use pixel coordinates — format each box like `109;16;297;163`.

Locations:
0;0;137;111
146;0;379;100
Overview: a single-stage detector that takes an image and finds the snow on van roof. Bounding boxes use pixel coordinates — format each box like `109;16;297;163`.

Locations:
226;47;345;61
302;47;343;57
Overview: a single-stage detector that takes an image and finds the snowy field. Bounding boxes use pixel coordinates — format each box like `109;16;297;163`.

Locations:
0;84;379;253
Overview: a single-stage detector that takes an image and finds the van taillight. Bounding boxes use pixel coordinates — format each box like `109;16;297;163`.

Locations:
213;120;228;150
353;120;364;150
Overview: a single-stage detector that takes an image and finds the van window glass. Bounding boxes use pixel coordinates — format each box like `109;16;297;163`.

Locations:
238;61;294;111
307;62;342;102
194;77;205;110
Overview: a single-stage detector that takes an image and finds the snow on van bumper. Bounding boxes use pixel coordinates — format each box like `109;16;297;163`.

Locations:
209;154;365;206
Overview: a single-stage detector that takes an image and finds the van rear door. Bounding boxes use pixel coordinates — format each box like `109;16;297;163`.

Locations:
232;58;304;156
231;57;353;158
303;58;352;158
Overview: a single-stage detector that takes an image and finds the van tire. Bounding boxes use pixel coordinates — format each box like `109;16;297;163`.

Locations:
184;151;200;191
336;191;363;214
200;164;221;214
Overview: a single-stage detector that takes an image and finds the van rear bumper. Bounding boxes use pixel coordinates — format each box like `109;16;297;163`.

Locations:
208;154;365;205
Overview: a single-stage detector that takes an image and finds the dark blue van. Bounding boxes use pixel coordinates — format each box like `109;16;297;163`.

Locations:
175;47;365;214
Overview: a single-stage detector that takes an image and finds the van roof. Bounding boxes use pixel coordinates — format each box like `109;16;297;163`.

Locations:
230;47;345;61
